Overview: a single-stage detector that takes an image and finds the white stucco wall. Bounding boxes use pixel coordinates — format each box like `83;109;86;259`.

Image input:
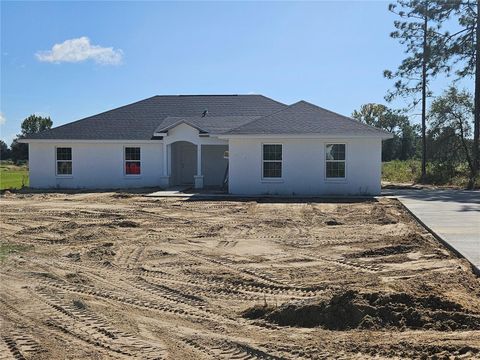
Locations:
28;142;164;189
228;137;382;195
27;133;382;194
27;123;229;189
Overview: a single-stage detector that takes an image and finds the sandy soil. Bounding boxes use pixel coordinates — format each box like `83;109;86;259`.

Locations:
1;192;479;359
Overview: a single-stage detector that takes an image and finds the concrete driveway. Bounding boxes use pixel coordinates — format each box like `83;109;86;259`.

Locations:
384;189;480;271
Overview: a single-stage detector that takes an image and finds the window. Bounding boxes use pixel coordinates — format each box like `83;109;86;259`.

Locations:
325;144;346;179
263;144;282;178
125;147;141;175
56;147;72;175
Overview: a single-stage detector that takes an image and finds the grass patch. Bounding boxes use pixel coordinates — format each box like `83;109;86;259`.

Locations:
382;160;479;188
0;162;29;190
382;160;420;183
0;243;32;261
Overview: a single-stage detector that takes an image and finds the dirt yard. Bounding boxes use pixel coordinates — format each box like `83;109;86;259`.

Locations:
1;192;479;359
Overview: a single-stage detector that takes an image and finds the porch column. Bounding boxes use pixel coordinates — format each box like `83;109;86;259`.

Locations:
194;144;204;189
163;142;168;176
159;142;170;188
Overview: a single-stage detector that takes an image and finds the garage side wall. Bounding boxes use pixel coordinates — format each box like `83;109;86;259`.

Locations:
228;137;382;195
28;142;163;189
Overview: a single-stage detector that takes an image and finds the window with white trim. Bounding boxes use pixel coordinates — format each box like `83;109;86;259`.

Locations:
56;147;72;175
125;147;141;175
262;144;282;178
325;144;346;179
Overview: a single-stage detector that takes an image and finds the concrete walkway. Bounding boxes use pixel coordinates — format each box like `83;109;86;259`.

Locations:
145;186;192;197
384;189;480;271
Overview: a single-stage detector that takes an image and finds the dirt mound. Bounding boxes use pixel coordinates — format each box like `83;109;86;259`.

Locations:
370;205;398;225
85;243;116;260
242;304;276;319
113;220;139;228
65;252;81;261
243;290;480;331
65;272;90;285
351;244;416;258
325;219;342;226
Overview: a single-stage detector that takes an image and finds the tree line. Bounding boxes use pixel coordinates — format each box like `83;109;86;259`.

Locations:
0;115;53;162
354;0;478;188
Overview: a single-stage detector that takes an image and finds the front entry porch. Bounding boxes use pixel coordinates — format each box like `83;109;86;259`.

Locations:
171;141;198;186
157;121;229;189
160;141;228;189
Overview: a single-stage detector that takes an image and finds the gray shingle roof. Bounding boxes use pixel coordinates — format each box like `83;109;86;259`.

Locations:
25;95;286;140
155;116;260;135
24;96;391;140
225;101;392;137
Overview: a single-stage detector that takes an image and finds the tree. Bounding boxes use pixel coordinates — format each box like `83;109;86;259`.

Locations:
429;86;475;186
11;114;53;162
385;0;450;181
0;140;10;160
399;122;419;160
433;0;478;188
10;138;28;162
352;103;415;161
20;115;52;136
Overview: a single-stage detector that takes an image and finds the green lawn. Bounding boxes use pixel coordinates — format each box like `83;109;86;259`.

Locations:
0;163;29;190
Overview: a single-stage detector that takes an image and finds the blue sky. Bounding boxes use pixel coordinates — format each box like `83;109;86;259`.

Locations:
0;1;473;145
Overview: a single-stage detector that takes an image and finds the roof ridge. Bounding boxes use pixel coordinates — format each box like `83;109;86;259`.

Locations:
152;94;267;97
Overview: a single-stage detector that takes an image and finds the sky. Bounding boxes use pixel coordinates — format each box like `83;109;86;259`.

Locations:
0;1;474;145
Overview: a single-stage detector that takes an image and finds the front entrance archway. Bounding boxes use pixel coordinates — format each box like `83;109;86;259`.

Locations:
171;141;197;185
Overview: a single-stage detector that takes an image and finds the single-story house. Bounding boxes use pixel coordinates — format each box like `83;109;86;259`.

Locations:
21;95;392;195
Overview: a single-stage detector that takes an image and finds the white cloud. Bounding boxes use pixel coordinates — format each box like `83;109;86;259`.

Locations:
36;37;123;65
0;112;5;125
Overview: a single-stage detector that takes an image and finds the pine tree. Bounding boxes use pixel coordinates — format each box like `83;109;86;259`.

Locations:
384;0;450;182
437;0;479;188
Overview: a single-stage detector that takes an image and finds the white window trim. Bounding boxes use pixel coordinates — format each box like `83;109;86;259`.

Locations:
55;146;73;177
325;143;347;182
261;143;283;182
124;146;142;177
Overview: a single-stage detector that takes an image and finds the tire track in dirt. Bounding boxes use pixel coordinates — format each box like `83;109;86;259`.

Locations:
32;287;167;359
185;251;326;295
114;245;146;268
181;337;286;360
59;255;323;302
44;260;287;333
33;274;223;325
0;336;27;360
1;291;119;359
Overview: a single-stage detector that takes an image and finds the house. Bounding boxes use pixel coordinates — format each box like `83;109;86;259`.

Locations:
21;95;392;195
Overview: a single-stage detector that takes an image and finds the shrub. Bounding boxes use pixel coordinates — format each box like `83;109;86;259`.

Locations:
382;160;421;183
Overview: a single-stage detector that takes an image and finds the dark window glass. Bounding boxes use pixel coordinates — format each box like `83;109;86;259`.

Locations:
326;161;345;178
56;147;72;175
262;144;282;178
263;162;282;178
263;144;282;161
57;161;72;175
56;147;72;160
326;144;345;161
125;147;140;161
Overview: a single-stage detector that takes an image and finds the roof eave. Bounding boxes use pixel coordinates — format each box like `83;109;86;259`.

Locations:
218;133;394;139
